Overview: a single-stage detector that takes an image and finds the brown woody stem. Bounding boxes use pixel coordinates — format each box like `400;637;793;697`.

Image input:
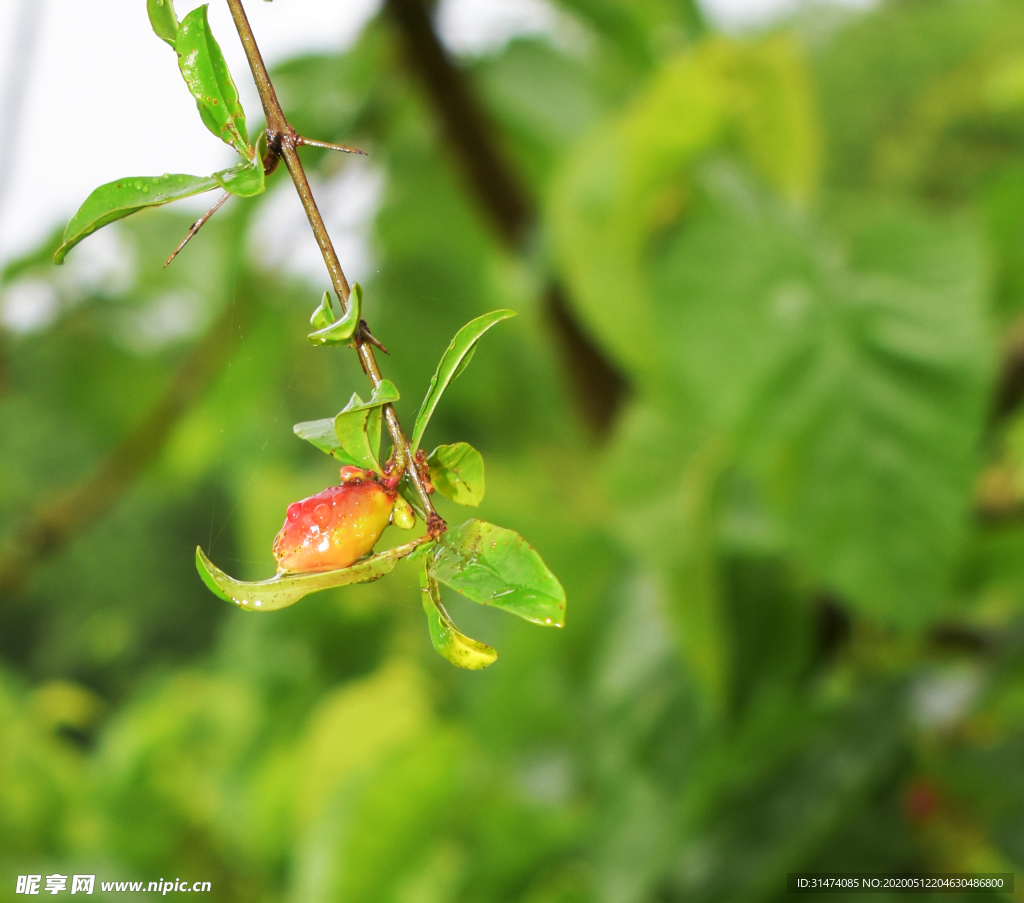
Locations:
224;0;443;534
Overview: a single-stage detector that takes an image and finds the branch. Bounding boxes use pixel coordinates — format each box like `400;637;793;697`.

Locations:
0;301;245;597
383;0;628;436
989;328;1024;425
224;0;444;535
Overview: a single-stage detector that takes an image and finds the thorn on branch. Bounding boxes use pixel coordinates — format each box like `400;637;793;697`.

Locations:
357;319;389;354
165;192;231;268
296;136;367;156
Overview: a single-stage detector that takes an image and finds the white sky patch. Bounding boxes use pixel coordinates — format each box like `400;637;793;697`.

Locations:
117;289;210;353
0;0;382;269
0;0;879;271
0;278;59;333
56;225;138;300
248;159;384;289
910;667;984;730
437;0;567;56
699;0;877;31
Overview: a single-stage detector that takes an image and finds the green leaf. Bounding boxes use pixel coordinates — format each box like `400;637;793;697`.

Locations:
147;0;179;46
292;380;399;473
410;310;516;452
309;282;362;345
426;519;566;627
309;291;335;332
176;5;251;157
428;443;485;506
53;173;217;264
195;539;424;612
420;563;497;670
292;417;352;463
334;380;400;474
213;132;267;198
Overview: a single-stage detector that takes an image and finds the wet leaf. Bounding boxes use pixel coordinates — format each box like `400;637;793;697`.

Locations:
309;282;362;345
176;5;251;157
420;563;498;669
410;310;516;452
426;519;566;627
54;174;217;264
334;380;400;474
195;538;425;612
292;380;399;473
147;0;179;46
428;443;485;506
214;132;267;198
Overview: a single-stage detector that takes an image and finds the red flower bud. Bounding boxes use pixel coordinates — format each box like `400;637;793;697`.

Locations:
272;467;396;574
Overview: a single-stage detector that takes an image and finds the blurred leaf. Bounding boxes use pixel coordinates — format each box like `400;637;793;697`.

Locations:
410;310;517;453
426;519;566;627
176;4;251;157
321;728;467;903
651;174;992;625
53;174;217;263
420;562;498;670
428;442;485;507
309;282;362;346
671;689;906;901
605;405;733;714
293;661;431;835
147;0;179;47
0;670;84;856
195;537;424;611
549;36;820;376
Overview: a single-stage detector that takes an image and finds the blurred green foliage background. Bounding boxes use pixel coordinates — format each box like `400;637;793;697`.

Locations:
5;0;1024;899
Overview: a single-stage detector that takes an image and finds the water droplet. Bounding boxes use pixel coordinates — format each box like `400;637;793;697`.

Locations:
313;504;332;528
254;600;262;607
287;503;301;522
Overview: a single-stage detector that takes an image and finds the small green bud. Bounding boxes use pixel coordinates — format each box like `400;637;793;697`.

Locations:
391;495;416;530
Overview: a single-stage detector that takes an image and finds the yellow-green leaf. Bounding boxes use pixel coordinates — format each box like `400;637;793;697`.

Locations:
420;563;497;670
195;539;424;612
